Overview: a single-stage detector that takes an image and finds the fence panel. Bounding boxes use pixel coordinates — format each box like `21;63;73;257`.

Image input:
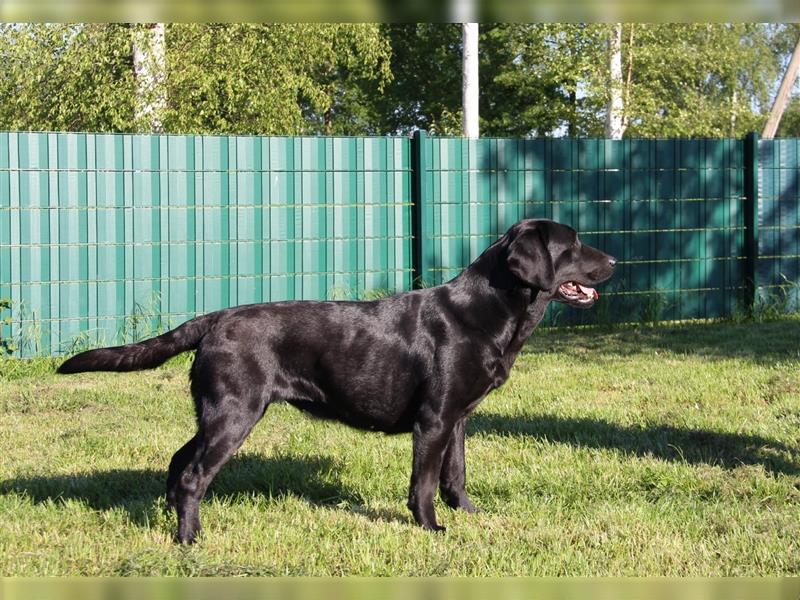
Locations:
421;136;746;325
0;133;413;356
758;138;800;312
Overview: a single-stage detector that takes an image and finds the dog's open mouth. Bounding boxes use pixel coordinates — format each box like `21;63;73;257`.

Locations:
557;281;599;307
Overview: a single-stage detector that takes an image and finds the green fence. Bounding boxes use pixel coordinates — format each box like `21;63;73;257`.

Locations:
1;131;797;356
415;131;750;325
758;139;800;312
0;133;413;355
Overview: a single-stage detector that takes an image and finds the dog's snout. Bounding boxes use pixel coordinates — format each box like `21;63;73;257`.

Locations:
608;256;617;268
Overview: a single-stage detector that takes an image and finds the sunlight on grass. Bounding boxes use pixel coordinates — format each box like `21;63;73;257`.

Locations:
1;317;799;575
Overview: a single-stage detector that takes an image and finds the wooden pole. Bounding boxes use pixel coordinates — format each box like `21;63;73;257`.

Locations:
762;36;800;140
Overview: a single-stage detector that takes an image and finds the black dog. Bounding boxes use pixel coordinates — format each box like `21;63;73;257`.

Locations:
58;219;615;542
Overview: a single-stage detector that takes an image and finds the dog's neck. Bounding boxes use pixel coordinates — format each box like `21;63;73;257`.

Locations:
444;241;551;358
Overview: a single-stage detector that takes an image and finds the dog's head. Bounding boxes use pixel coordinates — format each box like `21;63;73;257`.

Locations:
500;219;616;308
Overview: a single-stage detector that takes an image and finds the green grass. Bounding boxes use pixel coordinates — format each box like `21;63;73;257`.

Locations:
1;317;799;576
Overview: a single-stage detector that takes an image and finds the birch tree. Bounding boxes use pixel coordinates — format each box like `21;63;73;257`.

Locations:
604;23;625;139
462;23;479;138
133;23;167;133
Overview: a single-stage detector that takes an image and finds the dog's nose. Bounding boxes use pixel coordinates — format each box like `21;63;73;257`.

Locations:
608;257;617;268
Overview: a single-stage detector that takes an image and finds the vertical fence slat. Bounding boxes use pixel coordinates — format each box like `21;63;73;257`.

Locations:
412;130;433;287
744;132;760;312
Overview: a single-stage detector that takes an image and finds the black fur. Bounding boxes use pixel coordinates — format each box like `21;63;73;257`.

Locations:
58;219;616;542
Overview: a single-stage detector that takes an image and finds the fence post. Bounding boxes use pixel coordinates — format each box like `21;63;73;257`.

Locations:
743;131;760;313
411;129;433;287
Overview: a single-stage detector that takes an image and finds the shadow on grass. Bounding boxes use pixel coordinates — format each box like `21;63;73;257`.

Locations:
469;412;800;477
0;452;412;527
525;316;800;364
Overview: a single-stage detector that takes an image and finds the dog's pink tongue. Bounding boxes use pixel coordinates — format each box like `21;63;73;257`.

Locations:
578;284;599;300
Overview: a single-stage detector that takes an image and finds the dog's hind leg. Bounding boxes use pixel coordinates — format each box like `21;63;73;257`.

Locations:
438;418;480;513
172;397;264;544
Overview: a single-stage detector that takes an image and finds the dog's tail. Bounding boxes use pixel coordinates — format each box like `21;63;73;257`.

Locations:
57;312;221;374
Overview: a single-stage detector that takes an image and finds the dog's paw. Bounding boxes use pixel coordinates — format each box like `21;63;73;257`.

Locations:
442;491;481;514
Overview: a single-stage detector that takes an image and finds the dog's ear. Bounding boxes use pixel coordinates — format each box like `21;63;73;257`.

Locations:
506;226;555;291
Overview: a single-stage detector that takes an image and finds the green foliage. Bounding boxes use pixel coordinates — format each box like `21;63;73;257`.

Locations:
0;24;391;135
352;23;787;138
617;24;780;137
731;276;800;324
637;292;671;326
0;24;137;132
4;301;44;357
360;288;395;301
162;24;392;135
358;24;462;135
0;298;15;356
356;24;609;136
119;293;169;344
777;98;800;137
0;23;795;137
752;277;800;322
482;23;609;137
488;23;782;137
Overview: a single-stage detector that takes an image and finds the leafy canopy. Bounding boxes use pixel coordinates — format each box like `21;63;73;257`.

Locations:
0;23;794;138
0;23;391;135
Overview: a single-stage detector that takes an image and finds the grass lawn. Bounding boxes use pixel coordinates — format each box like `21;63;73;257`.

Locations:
1;317;799;576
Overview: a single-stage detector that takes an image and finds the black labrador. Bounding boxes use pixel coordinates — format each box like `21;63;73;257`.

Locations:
58;218;616;542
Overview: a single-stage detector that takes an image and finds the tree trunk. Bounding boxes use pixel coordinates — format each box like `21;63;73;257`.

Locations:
623;24;635;133
462;23;479;138
604;23;625;139
762;36;800;140
568;88;577;137
133;23;167;133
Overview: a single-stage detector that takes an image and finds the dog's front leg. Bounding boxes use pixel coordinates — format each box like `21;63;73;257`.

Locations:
439;417;480;513
407;408;454;532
